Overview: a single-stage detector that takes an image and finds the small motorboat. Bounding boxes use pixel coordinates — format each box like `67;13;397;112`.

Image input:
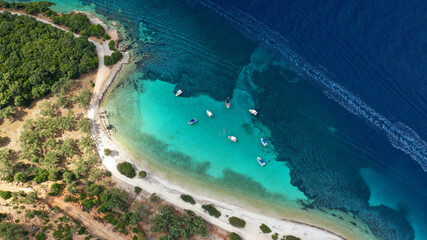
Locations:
249;109;258;115
175;89;183;96
228;136;237;142
188;118;197;125
257;157;266;166
206;110;213;117
225;97;230;108
261;138;268;147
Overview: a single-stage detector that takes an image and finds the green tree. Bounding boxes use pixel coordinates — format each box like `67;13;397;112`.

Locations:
40;102;55;117
109;40;116;51
77;117;92;133
57;138;76;158
99;188;128;211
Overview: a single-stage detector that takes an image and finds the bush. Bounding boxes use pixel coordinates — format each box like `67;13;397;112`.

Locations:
134;187;142;194
285;236;301;240
49;183;65;196
180;194;195;205
260;223;272;233
0;191;12;200
149;193;160;203
117;162;136;178
272;233;279;240
103;33;111;40
201;204;221;218
105;171;112;177
230;232;241;240
104;148;111;156
14;172;27;183
109;40;116;51
33;172;49;183
35;232;47;240
228;217;246;228
138;171;147;178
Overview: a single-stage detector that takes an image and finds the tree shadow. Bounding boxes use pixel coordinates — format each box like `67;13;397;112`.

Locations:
0;136;10;147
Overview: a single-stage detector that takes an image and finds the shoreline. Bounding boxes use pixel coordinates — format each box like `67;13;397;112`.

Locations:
85;14;371;240
0;9;369;240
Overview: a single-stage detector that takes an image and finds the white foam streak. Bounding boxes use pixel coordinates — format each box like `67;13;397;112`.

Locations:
197;0;427;171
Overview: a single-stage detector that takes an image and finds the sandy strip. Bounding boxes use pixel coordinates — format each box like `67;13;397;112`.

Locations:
2;10;345;240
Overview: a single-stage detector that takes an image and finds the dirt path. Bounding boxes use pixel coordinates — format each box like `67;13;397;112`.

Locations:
0;183;33;193
45;197;128;240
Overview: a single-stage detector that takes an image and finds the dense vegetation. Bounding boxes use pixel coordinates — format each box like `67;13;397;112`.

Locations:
104;50;123;66
48;11;105;38
0;1;53;14
150;205;208;240
138;170;147;178
228;216;246;228
0;222;28;240
201;204;221;218
0;1;108;38
260;223;272;233
0;12;98;108
180;194;195;205
117;162;136;178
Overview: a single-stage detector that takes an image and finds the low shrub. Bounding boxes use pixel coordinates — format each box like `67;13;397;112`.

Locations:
0;191;12;200
104;148;111;156
272;233;279;240
117;162;136;178
201;204;221;218
14;172;27;183
48;183;65;196
138;171;147;178
230;232;241;240
180;194;195;205
33;172;48;183
260;223;272;233
228;216;246;228
149;193;160;203
134;187;142;194
285;235;301;240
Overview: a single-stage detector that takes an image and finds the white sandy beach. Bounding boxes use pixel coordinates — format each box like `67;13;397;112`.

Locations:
3;10;346;240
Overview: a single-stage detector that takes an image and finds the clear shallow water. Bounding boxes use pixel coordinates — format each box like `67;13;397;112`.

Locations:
18;0;427;239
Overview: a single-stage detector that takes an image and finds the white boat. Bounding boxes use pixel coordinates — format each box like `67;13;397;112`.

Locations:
261;138;268;147
257;157;266;166
206;110;213;117
175;89;183;96
249;109;258;115
228;136;237;142
225;97;230;108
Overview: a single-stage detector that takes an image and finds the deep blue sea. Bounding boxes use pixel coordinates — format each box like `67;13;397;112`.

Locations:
21;0;426;239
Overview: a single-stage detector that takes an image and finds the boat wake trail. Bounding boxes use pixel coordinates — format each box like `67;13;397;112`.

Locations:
197;0;427;172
